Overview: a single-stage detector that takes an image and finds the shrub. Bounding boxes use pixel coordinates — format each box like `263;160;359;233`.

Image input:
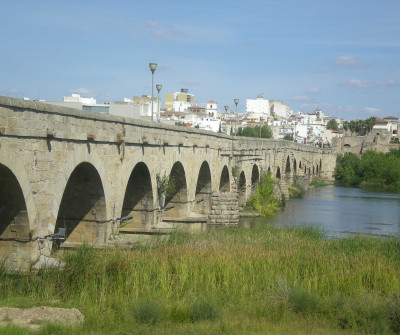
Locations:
132;299;164;325
191;297;220;322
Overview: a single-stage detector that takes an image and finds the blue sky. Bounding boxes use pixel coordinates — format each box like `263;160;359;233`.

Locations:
1;0;399;119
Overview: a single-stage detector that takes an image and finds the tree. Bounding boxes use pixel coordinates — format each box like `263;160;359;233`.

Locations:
283;134;293;141
326;119;339;131
236;125;272;139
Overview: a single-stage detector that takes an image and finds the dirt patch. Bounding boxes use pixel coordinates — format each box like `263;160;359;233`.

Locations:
0;306;84;330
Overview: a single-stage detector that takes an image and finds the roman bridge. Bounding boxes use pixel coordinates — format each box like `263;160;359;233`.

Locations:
0;96;336;267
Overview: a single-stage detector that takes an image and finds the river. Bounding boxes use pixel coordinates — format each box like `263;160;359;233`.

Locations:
239;185;400;238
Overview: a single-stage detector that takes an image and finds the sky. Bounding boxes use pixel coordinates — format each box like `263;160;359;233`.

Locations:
0;0;399;119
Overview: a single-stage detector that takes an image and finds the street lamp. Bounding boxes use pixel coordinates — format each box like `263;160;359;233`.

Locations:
156;84;162;122
234;99;239;136
224;105;229;113
259;117;264;138
149;63;157;122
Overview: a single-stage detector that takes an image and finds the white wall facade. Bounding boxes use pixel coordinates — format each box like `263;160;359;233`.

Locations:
246;97;270;116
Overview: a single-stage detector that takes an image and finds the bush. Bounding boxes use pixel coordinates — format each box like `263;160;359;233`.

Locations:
132;299;164;325
191;297;220;322
244;171;280;216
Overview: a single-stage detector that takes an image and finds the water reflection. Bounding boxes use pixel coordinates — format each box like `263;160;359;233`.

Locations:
239;186;400;238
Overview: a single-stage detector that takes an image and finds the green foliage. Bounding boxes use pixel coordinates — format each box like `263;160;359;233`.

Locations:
334;153;361;186
191;297;220;322
343;117;376;134
335;150;400;188
236;125;272;139
326;119;339;131
288;177;306;198
1;226;400;333
289;288;320;314
283;134;294;141
231;165;240;181
133;299;165;324
174;121;185;126
243;171;280;215
156;172;176;197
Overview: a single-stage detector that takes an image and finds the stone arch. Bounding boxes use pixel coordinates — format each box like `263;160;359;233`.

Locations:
55;162;107;244
293;159;297;175
299;161;302;169
219;165;230;192
0;163;31;265
121;162;154;229
285;156;291;174
313;166;315;174
52;147;110;237
251;164;260;192
238;171;246;207
320;159;322;171
276;167;281;179
316;165;319;174
308;167;311;175
164;161;188;219
0;148;37;235
194;161;212;216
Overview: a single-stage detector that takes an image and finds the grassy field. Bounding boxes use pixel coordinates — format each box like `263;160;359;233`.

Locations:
1;225;400;334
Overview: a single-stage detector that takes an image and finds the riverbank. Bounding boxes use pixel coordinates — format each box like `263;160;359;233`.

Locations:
1;224;400;334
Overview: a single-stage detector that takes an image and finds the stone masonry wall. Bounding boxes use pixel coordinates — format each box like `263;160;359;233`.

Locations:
209;192;239;225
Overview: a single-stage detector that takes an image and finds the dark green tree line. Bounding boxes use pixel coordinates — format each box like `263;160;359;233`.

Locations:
334;149;400;188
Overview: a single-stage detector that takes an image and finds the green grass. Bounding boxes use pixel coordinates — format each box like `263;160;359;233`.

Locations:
1;225;400;334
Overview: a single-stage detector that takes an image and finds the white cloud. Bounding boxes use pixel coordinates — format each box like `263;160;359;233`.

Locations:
291;96;311;101
152;30;182;38
339;79;396;88
376;80;395;87
308;88;321;94
146;21;158;27
70;88;96;96
365;107;381;115
333;56;367;67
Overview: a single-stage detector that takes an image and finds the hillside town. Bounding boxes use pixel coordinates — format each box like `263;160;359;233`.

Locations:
36;89;399;151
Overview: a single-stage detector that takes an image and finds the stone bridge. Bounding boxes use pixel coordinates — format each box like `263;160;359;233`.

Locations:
0;96;336;267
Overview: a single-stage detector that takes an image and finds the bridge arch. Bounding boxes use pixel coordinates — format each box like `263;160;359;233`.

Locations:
219;165;230;192
251;164;260;193
0;163;31;264
276;167;281;179
194;161;212;215
293;159;297;175
52;147;110;237
121;162;154;229
238;171;246;207
285;156;291;174
55;162;107;244
164;161;188;219
0;148;37;235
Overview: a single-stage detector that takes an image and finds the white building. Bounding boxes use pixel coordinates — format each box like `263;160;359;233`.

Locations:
246;94;270;116
270;100;292;119
63;93;96;105
206;100;218;118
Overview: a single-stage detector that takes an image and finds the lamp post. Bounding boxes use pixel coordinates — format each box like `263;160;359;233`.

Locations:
149;63;157;122
259;117;264;138
156;84;162;122
234;99;239;136
224;105;228;113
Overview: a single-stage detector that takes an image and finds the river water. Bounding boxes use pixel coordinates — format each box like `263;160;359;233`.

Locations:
239;186;400;238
